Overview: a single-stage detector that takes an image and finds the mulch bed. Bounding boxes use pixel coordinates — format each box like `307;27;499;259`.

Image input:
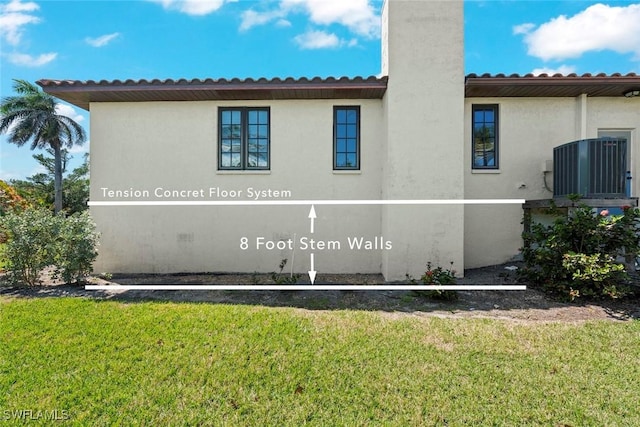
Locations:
1;263;639;323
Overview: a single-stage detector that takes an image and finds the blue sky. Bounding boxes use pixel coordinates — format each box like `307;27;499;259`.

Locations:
2;0;640;181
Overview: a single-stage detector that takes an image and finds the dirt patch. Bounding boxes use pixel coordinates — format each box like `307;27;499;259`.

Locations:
1;264;638;323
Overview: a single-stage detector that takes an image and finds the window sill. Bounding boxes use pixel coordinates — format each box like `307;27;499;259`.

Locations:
333;170;362;175
216;170;272;175
471;169;500;174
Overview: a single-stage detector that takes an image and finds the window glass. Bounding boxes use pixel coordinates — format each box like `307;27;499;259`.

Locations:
472;105;498;169
334;106;360;170
219;108;270;170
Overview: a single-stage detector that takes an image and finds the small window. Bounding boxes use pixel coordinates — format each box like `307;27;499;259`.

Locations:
219;107;269;170
334;106;360;170
472;104;499;169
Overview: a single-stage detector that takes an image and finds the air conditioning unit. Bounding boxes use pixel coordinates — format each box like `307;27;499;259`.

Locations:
553;138;627;198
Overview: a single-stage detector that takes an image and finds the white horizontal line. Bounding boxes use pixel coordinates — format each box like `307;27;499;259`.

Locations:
85;285;527;291
88;199;525;207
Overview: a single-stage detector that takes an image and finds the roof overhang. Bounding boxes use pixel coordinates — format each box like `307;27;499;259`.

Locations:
465;73;640;98
38;73;640;110
37;76;389;111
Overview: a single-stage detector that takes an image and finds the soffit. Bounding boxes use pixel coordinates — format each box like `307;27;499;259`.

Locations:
465;73;640;98
37;76;389;111
38;73;640;110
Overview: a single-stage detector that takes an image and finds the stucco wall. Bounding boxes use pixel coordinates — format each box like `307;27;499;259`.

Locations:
92;0;468;280
381;0;465;279
464;96;640;268
87;0;639;277
587;97;640;197
90;100;387;274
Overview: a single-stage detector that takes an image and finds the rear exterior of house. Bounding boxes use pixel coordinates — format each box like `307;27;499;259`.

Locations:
38;0;640;281
465;80;640;268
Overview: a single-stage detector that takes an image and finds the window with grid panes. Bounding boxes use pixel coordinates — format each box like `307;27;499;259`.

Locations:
333;106;360;170
219;107;269;170
472;104;498;169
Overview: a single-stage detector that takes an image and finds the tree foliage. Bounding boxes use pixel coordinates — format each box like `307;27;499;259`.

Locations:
0;79;86;213
0;180;30;217
10;149;89;215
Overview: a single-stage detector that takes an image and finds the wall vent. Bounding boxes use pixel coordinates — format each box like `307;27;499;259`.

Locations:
553;138;627;198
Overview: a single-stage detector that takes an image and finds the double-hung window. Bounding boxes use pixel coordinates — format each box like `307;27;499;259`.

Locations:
333;106;360;170
472;104;498;169
219;107;270;170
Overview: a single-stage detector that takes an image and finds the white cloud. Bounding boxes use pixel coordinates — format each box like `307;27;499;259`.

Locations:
0;0;57;68
294;30;340;49
282;0;379;38
68;140;89;155
240;9;286;32
179;0;224;15
531;65;577;76
512;23;534;35
516;3;640;61
7;52;56;67
292;31;359;50
85;32;121;47
149;0;225;16
55;104;85;123
2;0;38;13
0;0;40;45
241;0;379;41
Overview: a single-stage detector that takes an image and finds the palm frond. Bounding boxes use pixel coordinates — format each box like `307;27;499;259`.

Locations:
56;114;87;147
1;82;84;151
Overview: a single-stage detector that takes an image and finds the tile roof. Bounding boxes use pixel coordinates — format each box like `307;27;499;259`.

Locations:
465;72;640;97
37;76;389;111
37;73;640;110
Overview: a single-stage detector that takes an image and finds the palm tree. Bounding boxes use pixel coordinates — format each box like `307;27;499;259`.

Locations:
0;79;86;213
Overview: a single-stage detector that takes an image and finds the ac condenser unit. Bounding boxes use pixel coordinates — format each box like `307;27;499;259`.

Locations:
553;138;627;198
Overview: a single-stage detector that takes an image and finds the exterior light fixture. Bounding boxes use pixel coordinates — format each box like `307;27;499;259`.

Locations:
624;89;640;98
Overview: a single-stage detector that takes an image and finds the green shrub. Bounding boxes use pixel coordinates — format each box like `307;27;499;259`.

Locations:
0;208;57;285
53;211;100;284
411;261;458;301
0;208;99;285
521;205;640;300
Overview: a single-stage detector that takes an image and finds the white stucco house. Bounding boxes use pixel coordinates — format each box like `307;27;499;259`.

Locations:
38;0;640;281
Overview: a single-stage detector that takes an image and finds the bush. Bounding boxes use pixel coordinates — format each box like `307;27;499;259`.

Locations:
54;211;100;284
411;261;458;301
0;208;56;285
0;208;99;285
521;204;640;300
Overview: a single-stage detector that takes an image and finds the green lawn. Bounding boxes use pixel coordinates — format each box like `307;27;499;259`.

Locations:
1;297;639;426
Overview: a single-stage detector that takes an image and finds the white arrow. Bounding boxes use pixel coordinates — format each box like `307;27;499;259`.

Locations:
308;253;317;284
308;205;317;234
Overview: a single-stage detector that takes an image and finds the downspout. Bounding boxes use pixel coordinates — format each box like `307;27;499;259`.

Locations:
576;93;588;140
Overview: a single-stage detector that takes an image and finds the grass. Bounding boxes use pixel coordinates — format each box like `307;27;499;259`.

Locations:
1;297;639;425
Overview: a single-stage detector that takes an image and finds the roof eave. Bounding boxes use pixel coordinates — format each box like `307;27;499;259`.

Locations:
465;73;640;98
37;76;389;111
